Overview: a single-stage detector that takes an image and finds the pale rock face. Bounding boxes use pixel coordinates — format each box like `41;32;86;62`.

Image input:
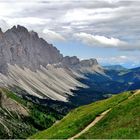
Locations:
0;25;63;74
0;25;101;74
80;59;98;67
62;56;80;68
62;57;104;74
0;64;86;102
0;25;103;102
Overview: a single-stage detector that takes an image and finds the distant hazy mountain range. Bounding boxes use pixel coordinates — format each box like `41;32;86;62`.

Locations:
103;65;127;71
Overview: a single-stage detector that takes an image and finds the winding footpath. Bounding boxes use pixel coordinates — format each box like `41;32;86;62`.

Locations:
68;90;140;140
68;109;111;140
128;90;140;99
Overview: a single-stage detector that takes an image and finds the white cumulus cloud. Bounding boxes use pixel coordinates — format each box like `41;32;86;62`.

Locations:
74;32;127;47
42;28;65;43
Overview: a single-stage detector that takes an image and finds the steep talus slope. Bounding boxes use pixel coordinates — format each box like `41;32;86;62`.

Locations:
30;90;136;139
0;64;85;102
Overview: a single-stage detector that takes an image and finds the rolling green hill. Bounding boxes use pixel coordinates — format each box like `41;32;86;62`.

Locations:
78;90;140;139
30;90;140;139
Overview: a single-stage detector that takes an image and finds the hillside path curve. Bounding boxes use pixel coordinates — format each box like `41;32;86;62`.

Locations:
68;109;111;140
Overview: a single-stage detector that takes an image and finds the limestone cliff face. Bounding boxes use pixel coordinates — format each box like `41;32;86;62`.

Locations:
0;25;101;74
0;25;102;102
62;56;103;74
62;56;99;69
62;56;80;68
80;59;98;67
0;25;63;74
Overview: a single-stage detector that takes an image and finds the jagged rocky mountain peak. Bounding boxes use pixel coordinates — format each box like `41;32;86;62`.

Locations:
80;58;98;67
0;27;3;34
62;56;80;67
0;25;102;102
0;25;100;74
0;25;64;73
61;56;99;69
7;25;28;33
30;30;39;38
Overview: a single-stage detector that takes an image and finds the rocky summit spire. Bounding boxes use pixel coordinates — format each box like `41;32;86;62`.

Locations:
0;28;3;37
16;25;29;33
0;28;3;33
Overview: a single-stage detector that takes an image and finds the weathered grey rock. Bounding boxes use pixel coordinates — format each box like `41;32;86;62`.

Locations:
62;56;99;71
0;25;104;101
0;25;101;75
0;25;63;74
80;59;98;67
62;56;80;68
0;28;3;37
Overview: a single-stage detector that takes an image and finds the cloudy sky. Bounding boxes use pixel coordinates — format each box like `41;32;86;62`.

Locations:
0;0;140;68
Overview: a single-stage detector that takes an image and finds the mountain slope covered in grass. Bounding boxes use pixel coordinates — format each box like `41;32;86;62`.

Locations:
0;88;65;139
78;90;140;139
30;90;140;139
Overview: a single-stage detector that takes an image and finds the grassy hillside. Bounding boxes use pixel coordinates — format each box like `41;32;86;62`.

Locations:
78;91;140;139
30;90;134;139
0;88;62;139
